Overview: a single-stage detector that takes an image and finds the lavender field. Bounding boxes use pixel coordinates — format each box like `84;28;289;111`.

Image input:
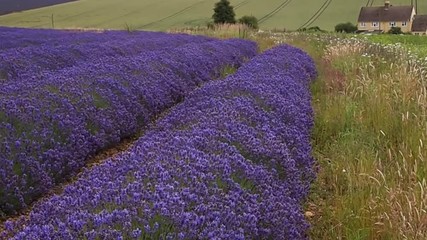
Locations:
0;27;317;239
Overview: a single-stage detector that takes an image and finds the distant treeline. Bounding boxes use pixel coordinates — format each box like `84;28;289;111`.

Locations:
0;0;77;15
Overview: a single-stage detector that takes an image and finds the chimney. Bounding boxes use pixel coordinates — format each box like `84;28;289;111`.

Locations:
385;1;391;9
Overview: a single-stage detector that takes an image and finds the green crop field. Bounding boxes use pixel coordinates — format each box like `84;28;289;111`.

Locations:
0;0;426;31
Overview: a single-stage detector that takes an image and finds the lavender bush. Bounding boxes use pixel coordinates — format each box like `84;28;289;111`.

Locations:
0;34;257;216
0;27;187;50
0;33;213;82
2;44;317;239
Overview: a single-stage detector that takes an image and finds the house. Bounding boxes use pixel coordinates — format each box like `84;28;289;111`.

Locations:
412;15;427;35
357;1;415;33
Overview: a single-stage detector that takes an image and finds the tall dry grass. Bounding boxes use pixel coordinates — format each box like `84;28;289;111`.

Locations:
168;23;252;39
273;33;427;239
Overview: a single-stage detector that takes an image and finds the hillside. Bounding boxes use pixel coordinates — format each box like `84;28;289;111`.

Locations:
0;0;426;31
0;0;75;16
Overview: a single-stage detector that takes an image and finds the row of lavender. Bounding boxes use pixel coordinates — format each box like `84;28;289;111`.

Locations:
0;37;257;216
0;27;173;50
0;32;213;82
2;45;317;239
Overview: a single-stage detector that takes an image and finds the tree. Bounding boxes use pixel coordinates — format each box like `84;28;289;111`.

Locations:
388;27;403;34
238;16;258;29
335;22;357;33
298;26;325;32
307;26;325;32
212;0;236;24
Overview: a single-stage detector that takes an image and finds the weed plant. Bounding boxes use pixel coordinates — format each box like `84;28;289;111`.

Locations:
270;32;427;239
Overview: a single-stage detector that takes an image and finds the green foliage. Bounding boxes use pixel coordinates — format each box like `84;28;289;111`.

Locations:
364;34;427;57
91;92;110;109
388;26;403;34
212;0;236;24
206;21;215;30
334;22;357;33
219;65;237;78
238;15;258;29
308;26;325;32
298;26;326;32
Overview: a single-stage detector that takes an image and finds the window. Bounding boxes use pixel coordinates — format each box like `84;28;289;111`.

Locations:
402;21;407;27
389;22;396;27
360;22;366;27
372;22;379;27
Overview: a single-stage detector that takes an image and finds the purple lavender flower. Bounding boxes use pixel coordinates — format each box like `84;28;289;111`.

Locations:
0;28;257;216
2;44;317;239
